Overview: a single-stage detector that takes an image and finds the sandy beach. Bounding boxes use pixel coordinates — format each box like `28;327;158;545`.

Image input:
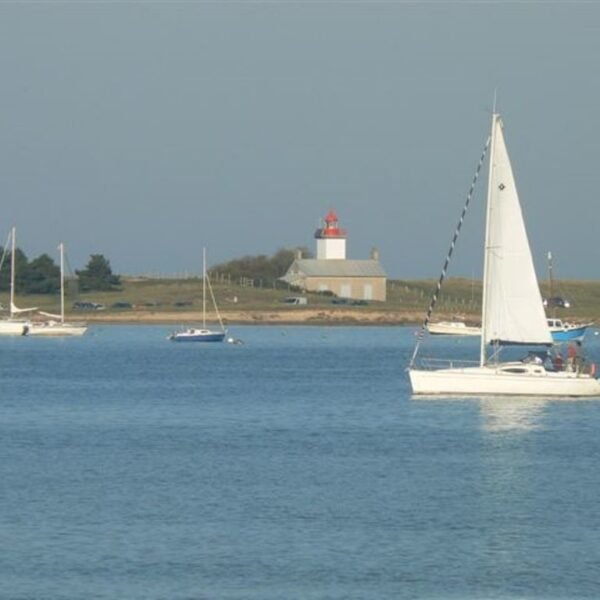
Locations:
77;308;428;326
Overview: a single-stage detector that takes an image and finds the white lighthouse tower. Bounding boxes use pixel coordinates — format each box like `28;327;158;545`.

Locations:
315;210;347;260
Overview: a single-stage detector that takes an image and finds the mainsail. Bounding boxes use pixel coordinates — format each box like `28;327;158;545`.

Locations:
481;115;552;349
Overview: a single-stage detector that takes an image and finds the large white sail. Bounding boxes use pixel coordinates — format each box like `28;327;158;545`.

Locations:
481;116;552;347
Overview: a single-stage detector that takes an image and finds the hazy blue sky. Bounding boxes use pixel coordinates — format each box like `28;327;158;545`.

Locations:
1;1;599;279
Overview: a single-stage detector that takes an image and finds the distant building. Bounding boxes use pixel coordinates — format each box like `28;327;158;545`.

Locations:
280;210;387;301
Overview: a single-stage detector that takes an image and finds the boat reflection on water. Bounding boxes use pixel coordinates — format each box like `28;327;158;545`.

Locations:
412;395;596;434
477;397;548;433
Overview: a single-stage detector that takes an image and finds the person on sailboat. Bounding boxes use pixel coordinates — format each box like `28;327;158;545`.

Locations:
574;341;584;374
552;351;564;372
567;342;577;372
523;351;544;366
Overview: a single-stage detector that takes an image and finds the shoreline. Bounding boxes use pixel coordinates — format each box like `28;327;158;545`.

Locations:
72;309;429;326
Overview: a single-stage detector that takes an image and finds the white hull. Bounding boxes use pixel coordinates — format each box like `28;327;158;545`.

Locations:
28;322;88;337
409;363;600;397
427;321;481;336
0;319;29;336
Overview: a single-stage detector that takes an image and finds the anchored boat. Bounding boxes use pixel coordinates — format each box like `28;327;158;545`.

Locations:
0;227;34;336
544;252;591;343
427;319;481;336
169;248;226;343
28;243;88;337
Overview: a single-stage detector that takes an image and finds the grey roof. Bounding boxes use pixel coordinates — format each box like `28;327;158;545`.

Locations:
281;259;387;281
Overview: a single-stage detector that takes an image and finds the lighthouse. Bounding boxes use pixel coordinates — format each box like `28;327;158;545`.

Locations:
314;210;347;260
280;208;387;301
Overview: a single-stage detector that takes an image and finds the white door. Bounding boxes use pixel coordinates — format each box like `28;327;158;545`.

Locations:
340;284;351;298
363;284;373;300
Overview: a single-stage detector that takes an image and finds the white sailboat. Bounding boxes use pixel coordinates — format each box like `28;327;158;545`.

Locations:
28;243;88;337
0;227;34;336
409;113;600;397
169;248;226;342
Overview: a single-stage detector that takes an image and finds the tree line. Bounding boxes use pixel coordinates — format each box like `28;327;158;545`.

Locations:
0;249;121;294
210;247;311;286
0;246;308;295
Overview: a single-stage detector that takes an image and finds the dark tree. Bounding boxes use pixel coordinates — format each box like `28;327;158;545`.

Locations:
76;254;121;291
211;247;311;285
22;253;60;294
0;247;30;293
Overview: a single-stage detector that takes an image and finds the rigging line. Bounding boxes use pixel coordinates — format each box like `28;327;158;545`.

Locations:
64;252;75;279
205;269;225;331
409;135;491;368
0;231;12;274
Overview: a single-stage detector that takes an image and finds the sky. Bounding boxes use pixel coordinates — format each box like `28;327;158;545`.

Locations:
1;1;599;279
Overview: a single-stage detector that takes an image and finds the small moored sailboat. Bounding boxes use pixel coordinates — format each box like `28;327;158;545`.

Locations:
0;227;34;336
28;243;88;337
169;248;226;343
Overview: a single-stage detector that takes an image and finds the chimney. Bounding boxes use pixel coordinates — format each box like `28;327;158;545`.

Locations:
295;248;303;260
370;247;380;261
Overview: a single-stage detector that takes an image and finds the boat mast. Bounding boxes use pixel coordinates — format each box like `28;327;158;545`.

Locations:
10;226;16;319
480;113;498;367
547;251;555;318
59;242;65;324
202;247;206;329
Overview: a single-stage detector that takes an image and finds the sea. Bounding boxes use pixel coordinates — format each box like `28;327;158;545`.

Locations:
2;325;600;600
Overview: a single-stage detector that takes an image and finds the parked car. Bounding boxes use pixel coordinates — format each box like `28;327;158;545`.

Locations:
73;302;106;310
281;296;308;305
543;296;571;309
72;301;106;311
111;301;133;309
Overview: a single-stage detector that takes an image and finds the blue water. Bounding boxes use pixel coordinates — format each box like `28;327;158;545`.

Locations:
2;325;600;599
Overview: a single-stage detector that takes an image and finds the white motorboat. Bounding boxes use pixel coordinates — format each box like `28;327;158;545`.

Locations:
427;320;481;336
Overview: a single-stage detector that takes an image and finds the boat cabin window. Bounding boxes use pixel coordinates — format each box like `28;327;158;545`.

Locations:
501;367;527;374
